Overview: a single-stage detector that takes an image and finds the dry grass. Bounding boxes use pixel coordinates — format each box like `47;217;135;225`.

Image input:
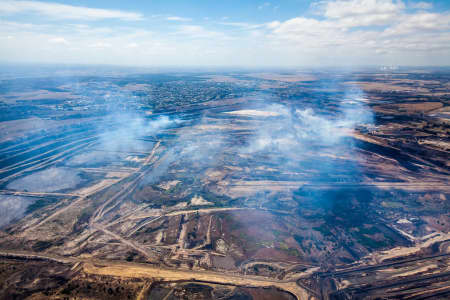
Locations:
346;81;430;93
397;102;443;112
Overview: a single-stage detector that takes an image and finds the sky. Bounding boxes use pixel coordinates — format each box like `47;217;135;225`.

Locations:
0;0;449;67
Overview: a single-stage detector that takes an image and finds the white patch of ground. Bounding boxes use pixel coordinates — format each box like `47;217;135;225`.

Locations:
366;232;450;263
392;225;416;241
215;239;228;254
397;218;412;224
392;264;438;278
158;180;180;191
125;156;145;163
105;171;130;178
154;231;164;244
205;170;226;181
76;179;119;196
190;195;213;206
172;202;188;209
337;279;352;289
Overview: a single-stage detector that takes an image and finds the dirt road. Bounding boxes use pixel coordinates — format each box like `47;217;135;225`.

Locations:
0;250;309;300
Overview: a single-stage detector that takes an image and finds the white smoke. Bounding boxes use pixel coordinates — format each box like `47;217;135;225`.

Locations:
7;167;82;192
98;114;181;153
241;87;373;169
0;195;35;227
142;116;227;184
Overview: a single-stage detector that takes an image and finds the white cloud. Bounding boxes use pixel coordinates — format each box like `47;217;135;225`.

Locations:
324;0;405;18
411;2;433;10
49;37;68;45
264;0;450;63
176;25;224;39
271;17;339;38
383;13;450;36
166;16;192;22
89;42;112;48
323;0;405;27
0;35;14;40
125;42;139;48
266;21;281;29
0;0;143;21
219;22;251;27
0;0;449;66
218;22;264;30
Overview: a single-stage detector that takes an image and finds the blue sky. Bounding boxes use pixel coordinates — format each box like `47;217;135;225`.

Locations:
11;0;315;23
0;0;449;66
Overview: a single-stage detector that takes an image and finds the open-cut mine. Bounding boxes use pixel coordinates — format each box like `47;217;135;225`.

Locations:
0;68;448;299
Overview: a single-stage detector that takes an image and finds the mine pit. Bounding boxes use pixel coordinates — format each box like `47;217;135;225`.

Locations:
0;69;448;300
